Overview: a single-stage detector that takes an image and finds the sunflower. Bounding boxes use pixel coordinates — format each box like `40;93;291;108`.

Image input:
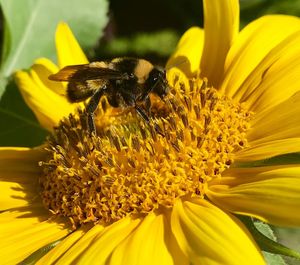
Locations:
2;0;300;264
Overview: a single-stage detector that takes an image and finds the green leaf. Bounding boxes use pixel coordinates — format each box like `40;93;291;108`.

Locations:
0;79;47;147
274;227;300;265
0;0;109;96
240;216;300;261
263;252;288;265
0;0;108;146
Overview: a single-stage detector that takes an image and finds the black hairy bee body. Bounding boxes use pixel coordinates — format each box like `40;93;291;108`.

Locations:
49;57;169;133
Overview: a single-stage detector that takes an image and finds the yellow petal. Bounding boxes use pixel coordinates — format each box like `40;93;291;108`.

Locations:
31;58;66;95
15;68;77;131
200;0;239;88
166;66;191;95
0;205;51;236
55;22;89;68
36;228;86;265
54;225;104;265
221;15;300;105
110;212;188;265
164;214;189;265
0;147;45;209
57;217;139;264
247;91;300;143
245;39;300;114
167;27;204;77
207;166;300;226
171;199;265;265
235;138;300;161
0;208;70;265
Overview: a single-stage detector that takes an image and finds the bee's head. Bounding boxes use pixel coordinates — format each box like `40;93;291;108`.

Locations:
146;66;169;99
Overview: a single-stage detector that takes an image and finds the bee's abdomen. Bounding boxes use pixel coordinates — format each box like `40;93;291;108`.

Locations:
67;82;97;102
67;79;108;103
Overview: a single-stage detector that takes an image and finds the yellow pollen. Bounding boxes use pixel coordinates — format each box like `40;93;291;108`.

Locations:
39;75;252;228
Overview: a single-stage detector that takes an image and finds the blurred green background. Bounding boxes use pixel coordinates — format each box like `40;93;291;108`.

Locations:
0;0;300;264
95;0;300;63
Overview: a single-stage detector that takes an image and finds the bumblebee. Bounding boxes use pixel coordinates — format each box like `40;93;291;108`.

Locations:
49;57;169;133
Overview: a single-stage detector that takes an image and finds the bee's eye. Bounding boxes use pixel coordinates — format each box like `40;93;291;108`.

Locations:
150;70;162;83
146;67;168;99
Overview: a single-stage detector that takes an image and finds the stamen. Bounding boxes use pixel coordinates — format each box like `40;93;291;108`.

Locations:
39;75;252;228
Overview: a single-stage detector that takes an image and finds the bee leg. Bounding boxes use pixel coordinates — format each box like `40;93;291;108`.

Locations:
144;96;151;116
135;105;164;136
86;89;104;134
135;105;150;123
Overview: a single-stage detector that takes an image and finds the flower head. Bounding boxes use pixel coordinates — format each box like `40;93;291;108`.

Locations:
2;0;300;264
39;77;251;228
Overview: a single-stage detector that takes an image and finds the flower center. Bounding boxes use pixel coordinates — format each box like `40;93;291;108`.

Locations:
39;73;251;228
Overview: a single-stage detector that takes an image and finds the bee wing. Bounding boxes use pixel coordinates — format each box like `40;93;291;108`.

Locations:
49;64;127;82
48;65;87;81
